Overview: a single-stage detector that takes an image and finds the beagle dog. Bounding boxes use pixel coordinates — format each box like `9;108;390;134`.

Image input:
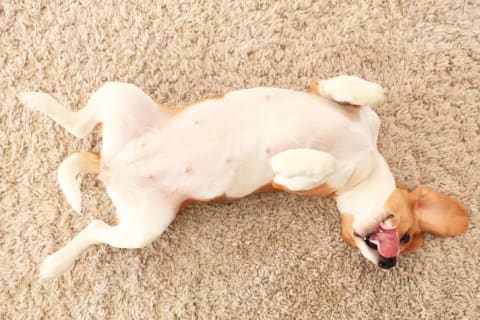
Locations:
21;75;468;278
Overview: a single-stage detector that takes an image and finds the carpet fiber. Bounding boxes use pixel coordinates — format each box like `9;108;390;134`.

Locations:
1;0;479;319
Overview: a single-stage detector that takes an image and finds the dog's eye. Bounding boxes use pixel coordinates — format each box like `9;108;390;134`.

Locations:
400;232;410;244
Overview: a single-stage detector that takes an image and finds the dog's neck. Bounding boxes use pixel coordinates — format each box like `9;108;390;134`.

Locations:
335;151;396;223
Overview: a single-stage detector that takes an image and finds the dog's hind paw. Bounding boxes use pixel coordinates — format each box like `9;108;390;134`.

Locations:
58;154;83;214
40;251;75;279
316;75;385;107
20;92;60;113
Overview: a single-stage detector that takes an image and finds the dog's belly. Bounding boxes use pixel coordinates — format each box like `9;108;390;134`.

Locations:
103;88;376;201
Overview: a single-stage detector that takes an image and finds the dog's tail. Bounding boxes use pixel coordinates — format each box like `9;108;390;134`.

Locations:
57;152;100;213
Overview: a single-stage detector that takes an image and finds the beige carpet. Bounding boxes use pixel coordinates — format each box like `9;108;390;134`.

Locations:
1;0;479;319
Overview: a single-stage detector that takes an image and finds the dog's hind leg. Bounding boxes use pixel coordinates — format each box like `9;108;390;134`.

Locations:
40;192;178;279
58;152;100;214
21;82;169;143
21;91;98;139
310;75;385;108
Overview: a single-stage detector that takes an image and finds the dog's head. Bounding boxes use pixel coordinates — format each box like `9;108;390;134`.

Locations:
340;183;468;269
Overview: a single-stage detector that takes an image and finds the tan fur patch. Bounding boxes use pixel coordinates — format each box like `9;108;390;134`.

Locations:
178;183;278;212
271;181;336;197
79;151;101;174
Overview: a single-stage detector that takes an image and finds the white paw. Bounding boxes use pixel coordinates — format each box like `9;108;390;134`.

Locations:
273;175;326;191
271;149;336;178
40;251;75;279
58;156;82;214
64;184;82;214
270;149;336;191
319;75;384;107
20;92;58;113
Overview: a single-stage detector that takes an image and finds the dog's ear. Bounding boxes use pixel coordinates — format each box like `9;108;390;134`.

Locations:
340;214;357;248
411;185;468;237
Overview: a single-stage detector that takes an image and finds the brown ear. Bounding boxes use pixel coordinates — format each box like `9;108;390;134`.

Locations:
412;185;468;237
340;214;357;248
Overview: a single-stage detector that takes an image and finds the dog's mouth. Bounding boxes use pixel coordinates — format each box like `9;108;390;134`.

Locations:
367;222;399;258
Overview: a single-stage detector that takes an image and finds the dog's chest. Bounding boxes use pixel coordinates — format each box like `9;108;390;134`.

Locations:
104;88;375;200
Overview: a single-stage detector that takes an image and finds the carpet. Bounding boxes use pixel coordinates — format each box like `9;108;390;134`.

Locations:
1;0;479;319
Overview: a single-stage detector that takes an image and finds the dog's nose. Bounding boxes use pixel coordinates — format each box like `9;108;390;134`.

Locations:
378;256;397;269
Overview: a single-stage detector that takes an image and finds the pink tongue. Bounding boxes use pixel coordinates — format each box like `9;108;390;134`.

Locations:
369;223;399;258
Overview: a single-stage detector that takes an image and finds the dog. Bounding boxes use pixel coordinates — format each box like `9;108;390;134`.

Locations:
21;75;468;278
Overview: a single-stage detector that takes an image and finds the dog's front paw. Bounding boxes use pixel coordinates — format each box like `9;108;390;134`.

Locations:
40;251;74;279
270;149;336;190
20;92;58;113
271;149;336;178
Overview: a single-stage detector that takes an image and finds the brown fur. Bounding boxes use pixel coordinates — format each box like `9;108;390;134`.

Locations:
272;181;336;197
155;102;183;114
179;183;279;212
179;182;335;214
341;184;468;254
78;151;101;174
309;80;321;95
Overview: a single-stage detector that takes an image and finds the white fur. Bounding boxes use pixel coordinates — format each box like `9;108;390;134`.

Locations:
270;149;337;179
21;92;96;138
23;76;394;278
357;241;380;264
316;75;385;107
271;149;336;190
57;153;84;213
336;151;396;237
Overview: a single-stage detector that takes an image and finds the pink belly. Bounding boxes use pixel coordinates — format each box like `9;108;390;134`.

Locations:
102;88;374;201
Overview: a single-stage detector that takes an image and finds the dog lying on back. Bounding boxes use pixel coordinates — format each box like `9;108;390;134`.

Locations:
21;75;468;278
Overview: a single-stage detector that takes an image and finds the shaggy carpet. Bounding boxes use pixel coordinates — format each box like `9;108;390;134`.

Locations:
1;0;479;319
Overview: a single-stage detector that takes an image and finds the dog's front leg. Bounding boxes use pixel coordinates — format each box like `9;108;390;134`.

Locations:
270;148;357;196
40;195;177;279
270;149;338;193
